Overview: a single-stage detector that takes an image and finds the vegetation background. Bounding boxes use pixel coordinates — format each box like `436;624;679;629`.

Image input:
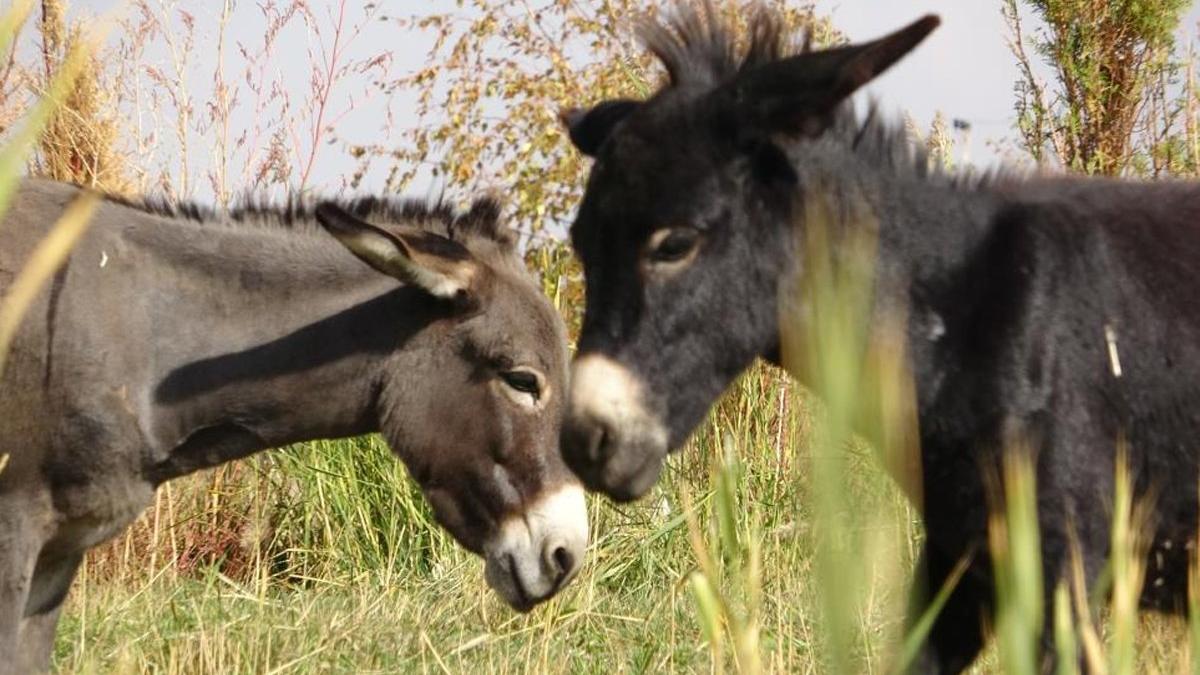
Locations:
0;0;1198;672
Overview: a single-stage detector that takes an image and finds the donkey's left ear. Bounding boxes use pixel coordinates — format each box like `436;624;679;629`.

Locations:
561;99;641;157
316;203;477;302
731;15;939;137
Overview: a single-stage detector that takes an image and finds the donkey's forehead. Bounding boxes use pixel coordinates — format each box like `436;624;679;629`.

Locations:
613;93;729;176
621;93;711;149
579;132;721;230
473;257;568;369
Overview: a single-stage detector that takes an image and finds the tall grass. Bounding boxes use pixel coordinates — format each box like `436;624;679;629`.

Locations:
53;380;1196;674
987;447;1044;675
775;186;941;675
1191;523;1200;674
683;439;764;673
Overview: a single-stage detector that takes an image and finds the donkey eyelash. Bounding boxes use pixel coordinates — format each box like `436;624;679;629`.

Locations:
500;369;542;400
646;227;701;266
654;235;695;261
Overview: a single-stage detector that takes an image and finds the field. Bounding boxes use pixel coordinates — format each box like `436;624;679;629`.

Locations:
1;0;1198;673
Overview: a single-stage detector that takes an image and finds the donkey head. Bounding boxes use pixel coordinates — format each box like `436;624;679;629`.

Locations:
560;5;937;501
316;202;585;611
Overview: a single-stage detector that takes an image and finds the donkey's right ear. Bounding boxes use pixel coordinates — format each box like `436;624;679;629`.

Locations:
730;15;939;138
316;204;477;301
561;99;641;157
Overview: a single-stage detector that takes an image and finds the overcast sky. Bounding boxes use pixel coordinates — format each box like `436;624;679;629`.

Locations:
64;1;1200;193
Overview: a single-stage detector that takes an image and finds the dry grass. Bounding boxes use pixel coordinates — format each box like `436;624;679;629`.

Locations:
34;0;133;195
49;373;1196;674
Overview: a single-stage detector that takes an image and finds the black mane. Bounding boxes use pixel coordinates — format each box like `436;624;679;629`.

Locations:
104;192;513;248
638;1;795;89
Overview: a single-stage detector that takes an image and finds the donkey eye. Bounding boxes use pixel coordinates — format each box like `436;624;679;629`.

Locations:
501;370;541;399
648;228;699;264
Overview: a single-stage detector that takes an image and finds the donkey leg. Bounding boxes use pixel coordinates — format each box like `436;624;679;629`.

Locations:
16;553;84;674
15;605;67;675
1031;545;1105;674
906;540;990;675
1034;501;1112;673
0;505;38;675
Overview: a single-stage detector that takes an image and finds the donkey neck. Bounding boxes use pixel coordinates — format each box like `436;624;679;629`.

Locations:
128;218;441;483
798;133;1001;281
791;138;1006;414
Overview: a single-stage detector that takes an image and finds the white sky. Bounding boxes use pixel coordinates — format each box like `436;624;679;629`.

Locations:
63;1;1200;193
813;1;1200;168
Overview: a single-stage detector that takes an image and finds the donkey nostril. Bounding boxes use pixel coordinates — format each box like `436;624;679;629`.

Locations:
553;545;573;575
591;424;611;462
565;416;611;466
564;415;617;492
546;542;577;584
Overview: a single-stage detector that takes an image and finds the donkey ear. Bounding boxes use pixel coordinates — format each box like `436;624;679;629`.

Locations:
561;99;641;156
315;203;477;301
733;15;939;137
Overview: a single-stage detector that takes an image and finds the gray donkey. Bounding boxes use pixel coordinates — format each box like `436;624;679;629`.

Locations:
0;179;587;672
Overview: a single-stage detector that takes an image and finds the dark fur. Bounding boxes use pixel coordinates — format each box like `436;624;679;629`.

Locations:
103;192;513;249
561;2;1200;672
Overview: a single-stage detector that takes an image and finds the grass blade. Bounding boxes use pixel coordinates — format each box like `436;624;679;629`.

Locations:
1053;582;1079;675
688;570;724;661
0;0;34;61
1191;521;1200;675
890;550;972;674
988;447;1043;675
1108;442;1153;675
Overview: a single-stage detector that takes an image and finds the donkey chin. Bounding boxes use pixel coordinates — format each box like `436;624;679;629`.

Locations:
482;483;589;611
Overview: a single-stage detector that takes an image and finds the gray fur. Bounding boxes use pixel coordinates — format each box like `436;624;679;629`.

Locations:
0;179;575;671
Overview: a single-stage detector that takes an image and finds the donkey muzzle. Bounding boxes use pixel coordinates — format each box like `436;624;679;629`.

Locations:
563;354;669;502
483;483;588;611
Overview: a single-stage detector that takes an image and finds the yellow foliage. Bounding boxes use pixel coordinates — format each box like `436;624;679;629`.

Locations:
35;0;133;196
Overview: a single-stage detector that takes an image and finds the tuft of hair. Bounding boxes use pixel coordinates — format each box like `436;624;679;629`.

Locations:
105;193;515;250
638;0;801;91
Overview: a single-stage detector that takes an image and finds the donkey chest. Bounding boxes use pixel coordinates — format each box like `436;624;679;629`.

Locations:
46;471;155;555
43;405;158;555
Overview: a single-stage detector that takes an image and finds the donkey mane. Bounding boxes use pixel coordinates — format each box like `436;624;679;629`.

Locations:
638;1;795;89
103;192;514;249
